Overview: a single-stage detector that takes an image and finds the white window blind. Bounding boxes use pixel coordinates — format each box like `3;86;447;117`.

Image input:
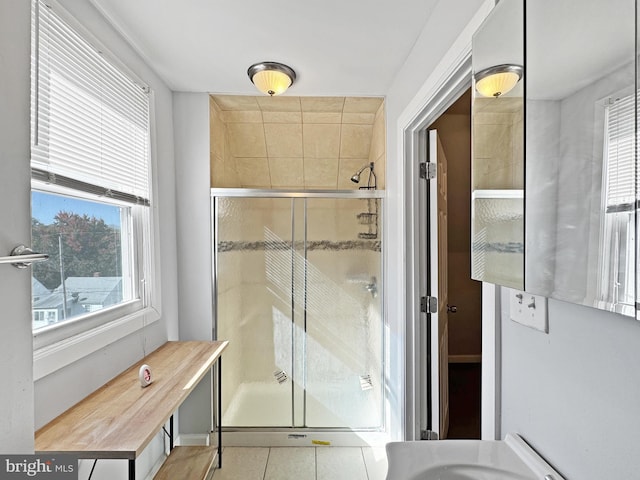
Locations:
604;92;637;212
32;1;151;205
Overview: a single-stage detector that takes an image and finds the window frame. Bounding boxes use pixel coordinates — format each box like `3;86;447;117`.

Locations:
596;88;637;316
30;0;160;373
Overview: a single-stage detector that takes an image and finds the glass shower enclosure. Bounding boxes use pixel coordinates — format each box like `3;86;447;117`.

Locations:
212;189;384;436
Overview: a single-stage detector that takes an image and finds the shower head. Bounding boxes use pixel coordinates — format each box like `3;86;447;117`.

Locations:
350;162;377;189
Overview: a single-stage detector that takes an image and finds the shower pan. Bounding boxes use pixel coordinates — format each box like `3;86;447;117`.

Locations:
211;189;385;444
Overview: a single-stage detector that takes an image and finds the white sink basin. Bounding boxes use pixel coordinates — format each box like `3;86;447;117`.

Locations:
385;434;564;480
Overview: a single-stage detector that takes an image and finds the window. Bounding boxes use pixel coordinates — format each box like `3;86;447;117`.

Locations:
599;91;637;315
31;0;153;340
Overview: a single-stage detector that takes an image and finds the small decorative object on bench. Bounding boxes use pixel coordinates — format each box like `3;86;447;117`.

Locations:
139;364;153;387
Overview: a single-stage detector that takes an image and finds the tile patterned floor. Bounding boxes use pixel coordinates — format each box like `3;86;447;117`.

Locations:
212;446;388;480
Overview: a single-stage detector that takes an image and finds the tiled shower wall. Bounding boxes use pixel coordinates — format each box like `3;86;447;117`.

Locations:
472;96;523;190
209;95;386;190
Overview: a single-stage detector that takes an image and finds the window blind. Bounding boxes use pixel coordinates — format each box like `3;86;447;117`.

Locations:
32;1;151;205
604;92;637;212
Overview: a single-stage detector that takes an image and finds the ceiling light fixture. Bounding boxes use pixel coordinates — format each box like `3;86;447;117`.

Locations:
474;64;523;98
247;61;296;96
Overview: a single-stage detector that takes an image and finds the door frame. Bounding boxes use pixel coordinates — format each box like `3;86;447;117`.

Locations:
399;5;500;440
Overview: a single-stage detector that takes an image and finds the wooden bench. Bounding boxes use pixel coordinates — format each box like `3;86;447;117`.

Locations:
35;340;228;480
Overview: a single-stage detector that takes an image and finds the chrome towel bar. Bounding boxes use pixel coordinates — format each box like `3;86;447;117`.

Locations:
0;244;49;269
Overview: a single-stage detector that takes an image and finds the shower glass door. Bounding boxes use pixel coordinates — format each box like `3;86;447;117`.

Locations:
213;191;383;430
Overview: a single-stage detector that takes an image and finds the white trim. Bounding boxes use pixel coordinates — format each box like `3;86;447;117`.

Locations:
33;306;160;380
399;0;496;441
220;431;389;448
176;433;210;446
481;282;501;440
143;457;166;480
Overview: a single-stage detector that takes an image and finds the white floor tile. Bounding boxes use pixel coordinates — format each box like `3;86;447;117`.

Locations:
362;446;389;480
212;447;269;480
316;447;368;480
264;447;316;480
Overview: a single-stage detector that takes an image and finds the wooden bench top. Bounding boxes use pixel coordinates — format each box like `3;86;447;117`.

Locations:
35;340;228;459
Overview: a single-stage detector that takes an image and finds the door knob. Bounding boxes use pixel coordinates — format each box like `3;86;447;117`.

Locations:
447;304;457;313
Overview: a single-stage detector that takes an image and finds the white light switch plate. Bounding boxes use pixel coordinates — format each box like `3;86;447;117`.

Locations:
508;289;548;333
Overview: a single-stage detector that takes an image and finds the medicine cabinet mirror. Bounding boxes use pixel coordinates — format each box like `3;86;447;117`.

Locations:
472;0;638;320
470;0;524;288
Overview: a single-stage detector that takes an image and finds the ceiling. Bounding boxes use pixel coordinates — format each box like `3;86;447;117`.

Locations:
89;0;440;96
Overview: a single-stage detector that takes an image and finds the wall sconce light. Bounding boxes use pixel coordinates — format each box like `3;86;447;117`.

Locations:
474;64;523;98
247;61;296;96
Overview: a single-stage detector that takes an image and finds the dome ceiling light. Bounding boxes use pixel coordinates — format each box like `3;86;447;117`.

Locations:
474;64;523;98
247;61;297;96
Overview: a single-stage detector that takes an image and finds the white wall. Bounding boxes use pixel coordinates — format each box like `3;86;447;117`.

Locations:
0;1;180;477
500;293;640;479
173;92;215;436
384;0;490;439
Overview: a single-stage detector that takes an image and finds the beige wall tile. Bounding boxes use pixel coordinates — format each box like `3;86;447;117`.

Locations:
369;111;385;162
268;157;304;187
303;124;341;158
211;114;226;157
263;111;302;123
473;111;515;125
264;123;303;157
235;157;271;187
340;124;373;158
342;112;375;124
300;96;345;112
212;95;260;111
256;96;301;112
210;154;224;187
228;123;267;157
302;112;342;124
303;157;339;189
223;110;263;123
473;123;512;160
223;156;239;188
343;97;384;113
374;153;385;189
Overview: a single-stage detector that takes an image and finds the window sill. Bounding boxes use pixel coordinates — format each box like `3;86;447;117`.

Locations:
33;306;160;380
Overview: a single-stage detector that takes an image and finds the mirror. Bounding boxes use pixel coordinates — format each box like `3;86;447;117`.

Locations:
525;0;637;317
471;0;525;288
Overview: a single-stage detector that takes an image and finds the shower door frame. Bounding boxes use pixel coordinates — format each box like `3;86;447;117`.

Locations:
210;188;389;447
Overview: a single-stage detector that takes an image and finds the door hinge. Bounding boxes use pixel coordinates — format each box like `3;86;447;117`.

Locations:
421;429;439;440
420;296;438;314
419;162;436;180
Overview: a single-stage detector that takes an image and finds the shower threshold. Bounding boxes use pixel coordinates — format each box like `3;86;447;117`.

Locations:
217;429;390;448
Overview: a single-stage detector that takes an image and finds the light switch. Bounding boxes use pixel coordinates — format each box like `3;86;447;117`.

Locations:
508;288;548;333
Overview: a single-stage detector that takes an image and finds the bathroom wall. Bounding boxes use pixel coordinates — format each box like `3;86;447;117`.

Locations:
500;294;640;479
209;95;386;190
